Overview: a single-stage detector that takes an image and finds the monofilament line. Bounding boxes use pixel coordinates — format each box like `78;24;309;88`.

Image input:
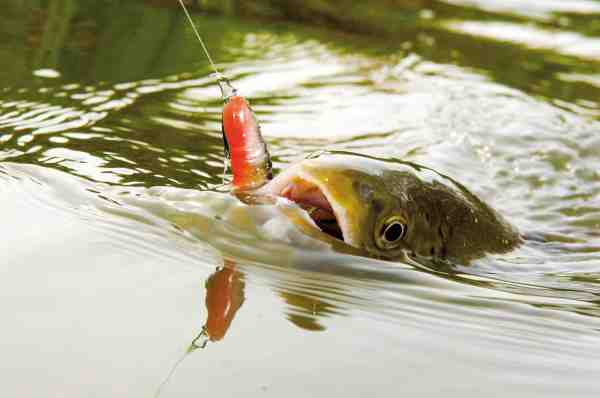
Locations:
177;0;220;76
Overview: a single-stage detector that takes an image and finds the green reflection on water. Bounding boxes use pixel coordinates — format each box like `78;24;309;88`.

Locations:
2;0;599;94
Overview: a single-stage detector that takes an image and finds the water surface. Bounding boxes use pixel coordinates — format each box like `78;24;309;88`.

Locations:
1;1;600;396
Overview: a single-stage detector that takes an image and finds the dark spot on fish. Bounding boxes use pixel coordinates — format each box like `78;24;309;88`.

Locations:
440;245;447;258
424;212;430;224
430;247;435;256
371;199;383;215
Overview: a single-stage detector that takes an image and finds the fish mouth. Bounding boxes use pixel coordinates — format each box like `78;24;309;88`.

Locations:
280;178;344;241
259;163;354;245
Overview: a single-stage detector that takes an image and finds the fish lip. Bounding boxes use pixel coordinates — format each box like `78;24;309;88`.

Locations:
258;163;355;246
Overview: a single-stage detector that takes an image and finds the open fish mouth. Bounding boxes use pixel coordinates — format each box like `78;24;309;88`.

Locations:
280;178;344;241
258;163;353;245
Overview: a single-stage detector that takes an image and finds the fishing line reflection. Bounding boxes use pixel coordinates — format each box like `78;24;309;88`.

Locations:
156;258;335;396
155;260;245;397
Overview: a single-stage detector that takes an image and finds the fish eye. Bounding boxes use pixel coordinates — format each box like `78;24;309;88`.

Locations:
376;216;407;249
384;222;405;242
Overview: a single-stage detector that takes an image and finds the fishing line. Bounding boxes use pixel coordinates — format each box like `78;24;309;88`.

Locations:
176;0;237;99
177;0;219;76
176;0;236;182
154;327;211;398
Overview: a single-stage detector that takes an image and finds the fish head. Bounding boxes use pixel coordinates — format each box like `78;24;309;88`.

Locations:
263;153;455;260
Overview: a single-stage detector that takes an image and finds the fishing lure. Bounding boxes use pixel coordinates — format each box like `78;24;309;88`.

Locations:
221;95;272;190
177;0;272;192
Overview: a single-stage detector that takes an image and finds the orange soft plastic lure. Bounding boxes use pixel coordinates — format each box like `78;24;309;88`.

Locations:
221;94;272;191
176;0;272;192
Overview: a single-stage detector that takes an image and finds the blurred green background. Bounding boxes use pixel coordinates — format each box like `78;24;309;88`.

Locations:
2;0;599;106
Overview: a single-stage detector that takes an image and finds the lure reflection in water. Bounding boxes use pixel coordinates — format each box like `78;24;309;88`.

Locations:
203;261;245;343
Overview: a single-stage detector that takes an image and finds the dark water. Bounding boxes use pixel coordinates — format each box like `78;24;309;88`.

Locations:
1;1;600;396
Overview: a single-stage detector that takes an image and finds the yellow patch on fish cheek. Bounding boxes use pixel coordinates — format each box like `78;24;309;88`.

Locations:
302;166;368;247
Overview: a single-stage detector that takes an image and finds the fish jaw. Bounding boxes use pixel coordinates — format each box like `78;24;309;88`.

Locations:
258;160;367;248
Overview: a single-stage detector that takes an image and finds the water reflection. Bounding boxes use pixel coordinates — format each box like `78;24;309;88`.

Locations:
194;258;337;346
445;20;600;60
441;0;600;20
202;261;245;343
